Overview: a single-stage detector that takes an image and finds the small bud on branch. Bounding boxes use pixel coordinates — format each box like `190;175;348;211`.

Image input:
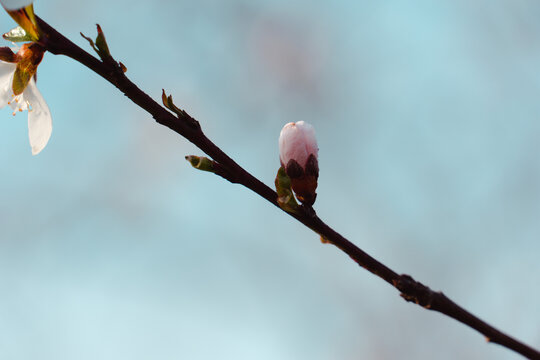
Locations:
81;24;112;61
185;155;216;173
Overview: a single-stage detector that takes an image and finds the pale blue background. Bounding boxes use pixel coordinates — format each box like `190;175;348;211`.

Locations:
1;1;539;359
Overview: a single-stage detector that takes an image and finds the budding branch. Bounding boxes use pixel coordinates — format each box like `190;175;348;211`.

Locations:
36;17;540;360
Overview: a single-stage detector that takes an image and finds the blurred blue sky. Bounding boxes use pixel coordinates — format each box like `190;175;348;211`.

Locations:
1;0;539;359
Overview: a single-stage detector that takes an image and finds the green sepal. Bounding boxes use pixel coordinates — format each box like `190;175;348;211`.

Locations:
2;26;33;43
10;43;44;95
185;155;215;173
12;64;32;95
275;166;299;213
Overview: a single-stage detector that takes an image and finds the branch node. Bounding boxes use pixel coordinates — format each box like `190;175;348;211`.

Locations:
394;274;435;309
301;204;316;218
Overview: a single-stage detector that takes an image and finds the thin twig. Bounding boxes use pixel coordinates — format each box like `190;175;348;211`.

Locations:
36;17;540;360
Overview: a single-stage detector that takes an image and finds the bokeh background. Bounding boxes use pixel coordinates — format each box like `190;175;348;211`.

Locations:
1;0;539;359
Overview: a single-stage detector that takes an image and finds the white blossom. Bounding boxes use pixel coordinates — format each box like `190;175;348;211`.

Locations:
0;60;52;155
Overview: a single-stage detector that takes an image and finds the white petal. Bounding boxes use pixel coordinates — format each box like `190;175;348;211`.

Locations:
24;79;52;155
0;0;33;10
278;121;318;167
0;61;16;107
279;122;294;165
296;121;318;159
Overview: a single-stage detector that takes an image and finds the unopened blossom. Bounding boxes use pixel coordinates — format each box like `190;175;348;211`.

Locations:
0;45;51;155
279;121;319;206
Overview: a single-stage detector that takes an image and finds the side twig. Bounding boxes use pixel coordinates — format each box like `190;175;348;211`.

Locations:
36;17;540;360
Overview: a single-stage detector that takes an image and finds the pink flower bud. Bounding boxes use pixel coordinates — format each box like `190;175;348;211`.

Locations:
278;121;319;206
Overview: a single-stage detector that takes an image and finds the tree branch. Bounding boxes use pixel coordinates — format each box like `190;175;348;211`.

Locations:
36;17;540;360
